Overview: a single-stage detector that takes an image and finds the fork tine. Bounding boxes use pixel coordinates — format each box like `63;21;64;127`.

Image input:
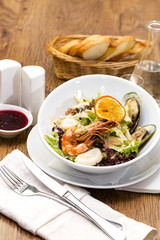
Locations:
0;165;24;191
1;165;23;185
0;167;17;189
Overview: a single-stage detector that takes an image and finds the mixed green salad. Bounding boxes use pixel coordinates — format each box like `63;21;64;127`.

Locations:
45;92;156;166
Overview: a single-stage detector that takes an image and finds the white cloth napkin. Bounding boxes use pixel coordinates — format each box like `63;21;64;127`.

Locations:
0;150;158;240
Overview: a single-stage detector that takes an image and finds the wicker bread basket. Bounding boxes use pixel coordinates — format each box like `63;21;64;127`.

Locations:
46;35;144;80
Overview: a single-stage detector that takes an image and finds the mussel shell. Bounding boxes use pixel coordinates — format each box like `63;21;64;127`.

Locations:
123;92;141;133
132;124;156;146
122;92;140;103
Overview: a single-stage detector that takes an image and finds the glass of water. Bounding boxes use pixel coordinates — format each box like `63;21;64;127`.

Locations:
121;73;144;88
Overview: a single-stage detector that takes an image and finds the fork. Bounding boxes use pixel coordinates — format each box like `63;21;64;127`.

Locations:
0;165;122;230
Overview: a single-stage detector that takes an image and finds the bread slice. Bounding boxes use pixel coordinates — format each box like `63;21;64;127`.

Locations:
76;36;111;60
98;36;136;61
59;39;81;54
68;35;102;57
110;41;146;61
118;41;148;61
68;40;83;56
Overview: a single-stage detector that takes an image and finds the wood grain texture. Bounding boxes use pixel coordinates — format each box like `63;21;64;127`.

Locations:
0;0;160;239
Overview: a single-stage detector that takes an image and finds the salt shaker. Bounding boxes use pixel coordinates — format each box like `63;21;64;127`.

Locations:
0;59;21;105
21;66;45;125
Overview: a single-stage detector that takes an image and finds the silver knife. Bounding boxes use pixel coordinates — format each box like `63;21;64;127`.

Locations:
24;158;126;240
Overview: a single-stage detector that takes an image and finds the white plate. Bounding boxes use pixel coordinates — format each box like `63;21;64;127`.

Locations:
27;125;160;189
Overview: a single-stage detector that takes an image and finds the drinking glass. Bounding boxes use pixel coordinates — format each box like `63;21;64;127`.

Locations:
121;73;144;88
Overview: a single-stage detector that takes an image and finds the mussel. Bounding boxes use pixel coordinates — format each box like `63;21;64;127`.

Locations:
131;124;156;146
123;92;141;133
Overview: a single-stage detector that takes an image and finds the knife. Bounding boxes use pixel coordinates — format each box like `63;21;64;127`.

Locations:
24;158;126;240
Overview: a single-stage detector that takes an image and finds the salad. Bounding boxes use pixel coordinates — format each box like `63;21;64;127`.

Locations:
45;92;156;166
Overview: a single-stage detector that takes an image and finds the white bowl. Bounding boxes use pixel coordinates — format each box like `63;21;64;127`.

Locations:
38;74;160;174
0;104;33;138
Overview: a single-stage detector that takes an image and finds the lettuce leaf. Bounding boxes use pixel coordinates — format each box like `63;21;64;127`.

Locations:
85;109;98;122
120;140;140;157
78;117;90;126
73;110;97;126
45;132;65;157
109;126;127;141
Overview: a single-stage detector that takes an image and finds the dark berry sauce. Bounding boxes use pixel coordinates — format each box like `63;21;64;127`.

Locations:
0;110;28;131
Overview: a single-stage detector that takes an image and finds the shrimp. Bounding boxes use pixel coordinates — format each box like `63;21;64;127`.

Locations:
61;120;117;156
61;127;95;156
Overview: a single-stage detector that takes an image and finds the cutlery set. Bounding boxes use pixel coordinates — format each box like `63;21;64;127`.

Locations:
0;160;126;240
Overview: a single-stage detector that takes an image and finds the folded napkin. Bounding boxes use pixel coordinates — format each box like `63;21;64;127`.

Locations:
0;150;158;240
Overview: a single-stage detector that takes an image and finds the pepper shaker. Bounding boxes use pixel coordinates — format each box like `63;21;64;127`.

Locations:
21;66;45;125
0;59;21;105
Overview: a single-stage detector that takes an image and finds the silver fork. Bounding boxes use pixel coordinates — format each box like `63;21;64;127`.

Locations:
0;165;122;230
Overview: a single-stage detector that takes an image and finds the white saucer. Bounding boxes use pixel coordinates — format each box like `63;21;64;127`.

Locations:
27;125;160;189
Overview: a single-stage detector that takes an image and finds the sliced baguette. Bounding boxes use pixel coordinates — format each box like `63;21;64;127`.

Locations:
59;39;82;54
76;36;111;60
99;36;136;61
68;40;83;56
112;41;147;61
68;34;102;56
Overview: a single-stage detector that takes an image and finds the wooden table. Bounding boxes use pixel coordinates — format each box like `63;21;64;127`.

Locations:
0;0;160;239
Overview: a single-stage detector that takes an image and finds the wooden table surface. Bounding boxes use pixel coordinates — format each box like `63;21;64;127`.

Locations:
0;0;160;239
